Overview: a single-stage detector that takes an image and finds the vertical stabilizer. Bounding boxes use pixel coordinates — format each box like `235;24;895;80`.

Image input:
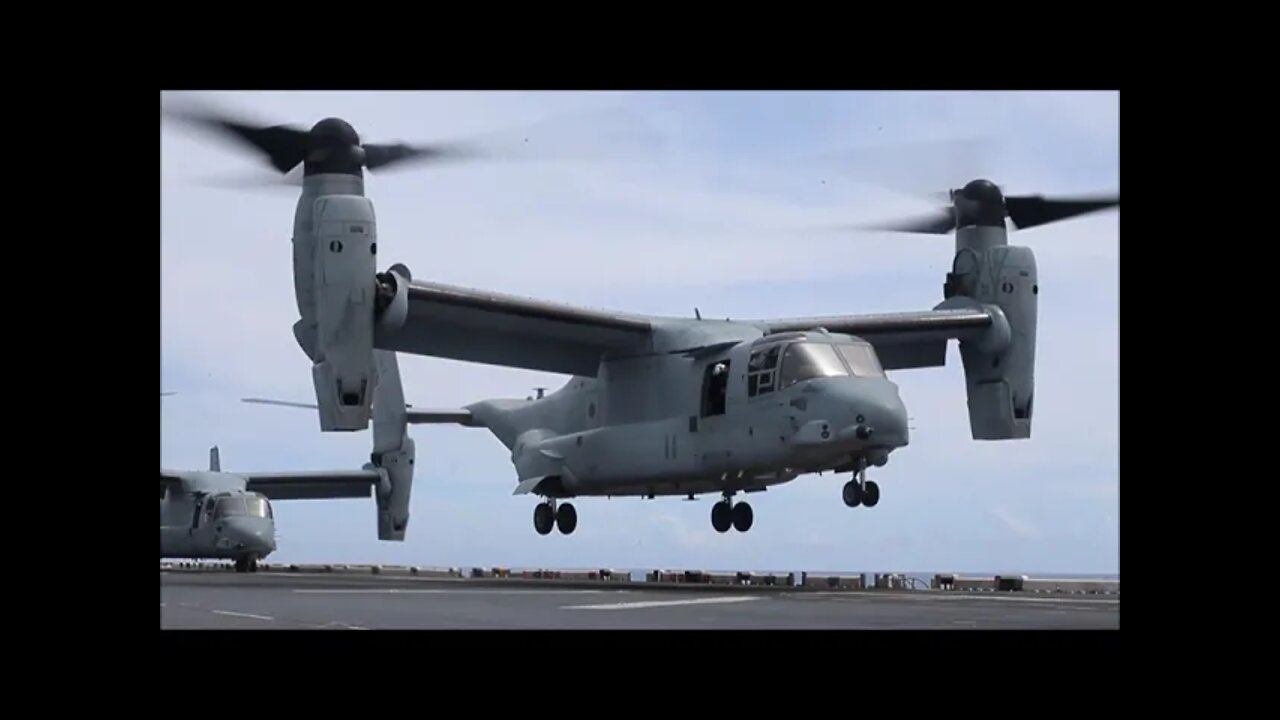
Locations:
209;446;221;472
367;350;416;541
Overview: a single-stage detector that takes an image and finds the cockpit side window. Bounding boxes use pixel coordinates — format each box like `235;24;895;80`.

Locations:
243;494;272;519
836;342;885;377
778;342;849;390
747;344;781;398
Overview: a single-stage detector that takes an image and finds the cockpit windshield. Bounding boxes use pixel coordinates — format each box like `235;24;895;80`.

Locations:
778;342;850;390
835;342;885;377
774;340;886;391
210;494;272;520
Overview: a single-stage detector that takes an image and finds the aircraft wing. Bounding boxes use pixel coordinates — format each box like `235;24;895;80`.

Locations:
750;306;997;370
243;470;382;500
374;280;656;376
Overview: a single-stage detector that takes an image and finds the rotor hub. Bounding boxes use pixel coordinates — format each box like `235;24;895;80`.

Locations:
960;178;1004;205
955;178;1008;229
303;117;367;176
309;117;360;147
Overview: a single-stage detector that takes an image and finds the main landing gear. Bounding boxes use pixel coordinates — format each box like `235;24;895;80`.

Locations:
842;458;880;508
234;555;259;573
711;494;753;533
534;499;577;536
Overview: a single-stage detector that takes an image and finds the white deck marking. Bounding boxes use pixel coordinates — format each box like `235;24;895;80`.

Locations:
212;610;274;621
800;591;1118;605
562;596;765;610
293;588;609;595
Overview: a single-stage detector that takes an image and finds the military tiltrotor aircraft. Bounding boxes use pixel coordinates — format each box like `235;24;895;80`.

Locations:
160;351;418;569
165;99;1118;538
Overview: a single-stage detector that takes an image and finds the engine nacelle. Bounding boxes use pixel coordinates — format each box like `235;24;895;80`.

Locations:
941;226;1038;441
310;195;378;432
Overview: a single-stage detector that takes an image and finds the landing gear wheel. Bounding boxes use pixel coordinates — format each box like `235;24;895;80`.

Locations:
711;501;732;533
249;557;259;573
842;481;863;507
556;503;577;535
534;503;555;535
234;556;254;573
862;481;880;507
732;502;753;532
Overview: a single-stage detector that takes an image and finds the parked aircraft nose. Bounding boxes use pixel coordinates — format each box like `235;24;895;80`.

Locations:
224;516;276;556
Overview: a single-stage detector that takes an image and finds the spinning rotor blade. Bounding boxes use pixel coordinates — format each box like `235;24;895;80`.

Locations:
165;101;311;173
163;95;662;179
166;100;492;175
1004;194;1120;230
856;179;1118;235
362;141;483;170
861;207;958;235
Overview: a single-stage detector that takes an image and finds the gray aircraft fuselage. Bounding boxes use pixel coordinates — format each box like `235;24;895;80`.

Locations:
159;471;276;565
466;326;908;500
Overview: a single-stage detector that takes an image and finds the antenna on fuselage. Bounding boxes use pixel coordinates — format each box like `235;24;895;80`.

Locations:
209;446;221;473
694;307;702;320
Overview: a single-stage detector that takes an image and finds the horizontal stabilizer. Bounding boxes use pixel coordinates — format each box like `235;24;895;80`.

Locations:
242;397;476;426
406;408;476;425
245;470;382;500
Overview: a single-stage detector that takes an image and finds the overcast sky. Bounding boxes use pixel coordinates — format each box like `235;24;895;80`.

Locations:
160;90;1119;576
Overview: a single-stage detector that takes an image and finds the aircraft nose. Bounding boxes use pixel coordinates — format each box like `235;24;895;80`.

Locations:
830;380;909;448
860;389;909;448
226;517;276;556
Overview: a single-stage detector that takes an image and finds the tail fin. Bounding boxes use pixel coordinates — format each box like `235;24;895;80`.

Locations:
367;350;416;541
209;446;221;472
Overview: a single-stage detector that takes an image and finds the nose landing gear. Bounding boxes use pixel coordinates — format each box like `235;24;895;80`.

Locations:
842;458;880;508
711;493;753;533
234;555;259;573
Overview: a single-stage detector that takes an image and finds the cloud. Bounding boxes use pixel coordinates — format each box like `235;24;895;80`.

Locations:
162;90;1119;576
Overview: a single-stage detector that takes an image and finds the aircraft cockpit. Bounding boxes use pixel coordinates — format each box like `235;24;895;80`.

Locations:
200;492;274;525
747;336;885;399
